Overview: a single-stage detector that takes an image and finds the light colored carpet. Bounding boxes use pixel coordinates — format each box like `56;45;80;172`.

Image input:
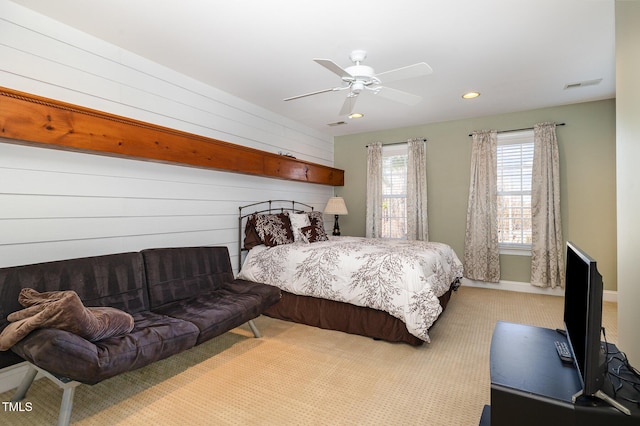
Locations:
0;286;618;426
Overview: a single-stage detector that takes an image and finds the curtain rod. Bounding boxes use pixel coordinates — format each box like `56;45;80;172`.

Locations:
366;138;426;147
468;123;565;137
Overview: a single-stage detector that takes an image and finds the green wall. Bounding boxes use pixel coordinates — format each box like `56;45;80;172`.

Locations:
334;99;617;290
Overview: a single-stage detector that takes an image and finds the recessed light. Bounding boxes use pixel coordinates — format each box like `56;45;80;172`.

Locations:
349;112;364;119
462;92;480;99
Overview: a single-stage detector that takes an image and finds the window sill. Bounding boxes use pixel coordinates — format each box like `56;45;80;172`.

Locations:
499;247;532;256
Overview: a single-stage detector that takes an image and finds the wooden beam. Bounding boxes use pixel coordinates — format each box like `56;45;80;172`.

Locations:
0;87;344;186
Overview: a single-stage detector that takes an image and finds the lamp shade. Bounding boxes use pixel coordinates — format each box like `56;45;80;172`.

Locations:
324;197;348;215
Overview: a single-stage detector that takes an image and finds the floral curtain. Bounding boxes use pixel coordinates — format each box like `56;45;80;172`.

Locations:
407;138;428;241
365;142;383;238
464;130;500;282
531;123;564;288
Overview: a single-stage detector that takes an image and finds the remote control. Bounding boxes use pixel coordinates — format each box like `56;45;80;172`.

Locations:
554;340;573;363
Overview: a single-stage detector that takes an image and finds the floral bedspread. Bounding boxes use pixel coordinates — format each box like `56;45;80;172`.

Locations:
238;236;464;342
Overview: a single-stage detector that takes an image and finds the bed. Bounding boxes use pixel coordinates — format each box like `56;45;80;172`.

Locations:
237;200;464;345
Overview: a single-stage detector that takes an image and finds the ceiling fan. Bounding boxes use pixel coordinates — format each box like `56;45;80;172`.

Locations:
284;50;433;116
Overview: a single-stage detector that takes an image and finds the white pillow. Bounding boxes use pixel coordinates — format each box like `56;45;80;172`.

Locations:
289;213;311;242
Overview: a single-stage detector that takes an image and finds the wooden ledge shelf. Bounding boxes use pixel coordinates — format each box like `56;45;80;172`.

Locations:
0;87;344;186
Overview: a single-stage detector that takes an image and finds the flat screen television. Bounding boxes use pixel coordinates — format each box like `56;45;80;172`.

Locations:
563;241;606;398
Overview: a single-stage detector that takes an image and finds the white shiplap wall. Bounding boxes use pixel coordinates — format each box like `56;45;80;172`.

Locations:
0;1;335;271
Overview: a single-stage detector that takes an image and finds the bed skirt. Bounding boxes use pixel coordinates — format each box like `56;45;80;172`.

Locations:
263;285;455;346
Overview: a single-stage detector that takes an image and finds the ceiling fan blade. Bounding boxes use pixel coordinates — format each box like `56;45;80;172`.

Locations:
374;86;422;105
376;62;433;83
314;59;354;80
339;95;358;116
283;87;336;101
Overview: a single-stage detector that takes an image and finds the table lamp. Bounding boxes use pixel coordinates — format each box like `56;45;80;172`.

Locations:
323;197;348;236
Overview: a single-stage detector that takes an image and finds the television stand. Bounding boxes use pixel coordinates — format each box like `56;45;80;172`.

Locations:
484;321;639;426
574;390;631;416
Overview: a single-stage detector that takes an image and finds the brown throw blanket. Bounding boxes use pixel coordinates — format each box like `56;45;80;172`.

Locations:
0;288;134;351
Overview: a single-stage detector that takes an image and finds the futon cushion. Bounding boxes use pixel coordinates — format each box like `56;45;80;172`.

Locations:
0;252;149;320
152;280;280;344
10;311;199;385
142;247;236;310
0;252;149;369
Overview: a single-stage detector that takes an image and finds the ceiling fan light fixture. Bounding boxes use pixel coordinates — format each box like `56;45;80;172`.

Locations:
349;112;364;119
352;81;365;93
462;91;480;99
286;51;433;116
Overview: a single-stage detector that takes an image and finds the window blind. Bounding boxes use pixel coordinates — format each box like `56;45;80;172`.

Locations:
497;132;533;247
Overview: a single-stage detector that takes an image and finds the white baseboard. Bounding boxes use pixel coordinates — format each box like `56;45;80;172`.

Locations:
461;278;618;303
0;362;42;394
603;290;617;303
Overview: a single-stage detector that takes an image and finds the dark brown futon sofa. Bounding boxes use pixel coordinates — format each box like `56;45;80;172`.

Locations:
0;246;280;425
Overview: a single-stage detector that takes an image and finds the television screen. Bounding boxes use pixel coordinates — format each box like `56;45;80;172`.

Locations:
563;241;606;397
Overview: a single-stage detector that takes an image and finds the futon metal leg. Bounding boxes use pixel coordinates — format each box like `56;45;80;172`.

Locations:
247;319;262;338
12;362;81;426
58;386;76;426
11;364;38;402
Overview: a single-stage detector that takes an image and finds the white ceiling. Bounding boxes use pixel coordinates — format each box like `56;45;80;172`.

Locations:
10;0;616;137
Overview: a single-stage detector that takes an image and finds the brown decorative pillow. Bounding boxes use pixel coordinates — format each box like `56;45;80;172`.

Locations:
254;213;294;247
299;225;322;243
243;214;263;249
0;288;134;351
303;211;329;242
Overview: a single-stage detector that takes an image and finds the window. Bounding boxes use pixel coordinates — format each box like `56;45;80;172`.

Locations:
497;131;533;252
381;144;408;239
